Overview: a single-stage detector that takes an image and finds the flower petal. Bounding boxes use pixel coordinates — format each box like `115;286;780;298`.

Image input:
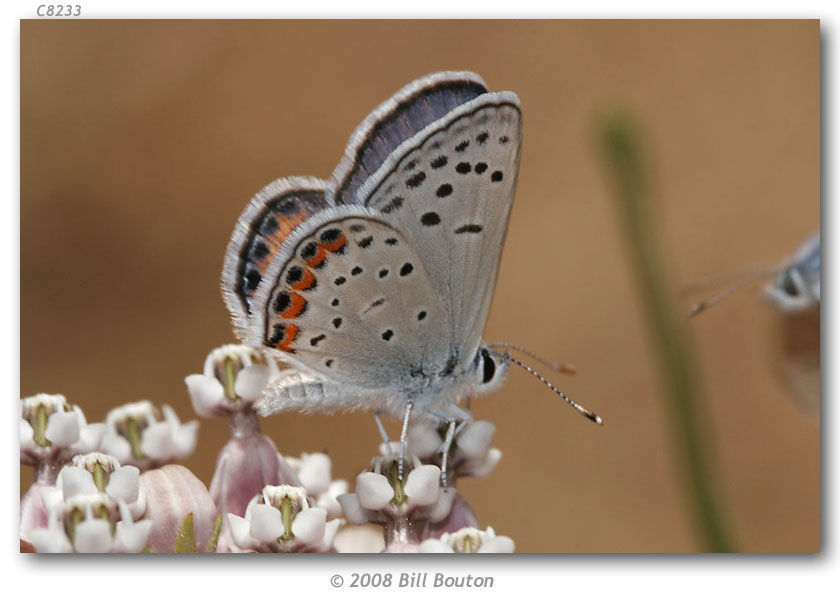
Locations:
404;465;441;507
457;421;495;460
426;486;457;523
172;420;199;457
356;472;394;510
419;539;454;553
291;507;327;545
115;519;152;553
59;466;97;499
106;466;140;503
337;493;372;525
227;514;257;550
248;503;286;543
45;411;80;447
100;432;132;464
30;525;73;553
407;421;442;458
185;374;226;418
76;423;106;453
74;519;113;553
141;422;177;460
234;364;270;402
333;524;385;553
322;518;341;550
466;448;502;479
297;453;332;496
19;419;35;452
478;535;515;553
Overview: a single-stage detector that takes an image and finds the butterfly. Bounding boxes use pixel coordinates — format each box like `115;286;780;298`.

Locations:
221;71;599;477
687;231;820;418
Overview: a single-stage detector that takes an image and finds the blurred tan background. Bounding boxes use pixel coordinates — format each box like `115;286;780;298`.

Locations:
20;20;819;552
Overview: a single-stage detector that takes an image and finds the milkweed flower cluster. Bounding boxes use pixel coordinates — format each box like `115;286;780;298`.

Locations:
20;344;515;553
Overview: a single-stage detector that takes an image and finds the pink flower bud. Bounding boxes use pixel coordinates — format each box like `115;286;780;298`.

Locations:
139;464;218;553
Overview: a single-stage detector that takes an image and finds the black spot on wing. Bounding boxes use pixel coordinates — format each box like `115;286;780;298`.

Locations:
406;171;426;188
421;212;441;226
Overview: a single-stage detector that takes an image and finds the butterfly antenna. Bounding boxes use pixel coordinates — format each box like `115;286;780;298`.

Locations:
491;350;603;425
688;263;783;318
487;342;577;374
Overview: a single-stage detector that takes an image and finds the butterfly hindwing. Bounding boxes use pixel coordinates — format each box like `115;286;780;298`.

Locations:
247;206;450;389
222;177;330;338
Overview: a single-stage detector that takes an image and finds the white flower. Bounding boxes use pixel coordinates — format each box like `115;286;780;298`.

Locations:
337;453;455;552
29;492;151;553
419;526;515;553
339;455;451;526
407;420;502;480
227;485;339;552
100;401;198;470
55;452;145;519
20;394;105;476
185;345;275;420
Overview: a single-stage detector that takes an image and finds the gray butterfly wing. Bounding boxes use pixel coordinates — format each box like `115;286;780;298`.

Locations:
221;177;331;340
334;78;522;369
245;205;450;390
330;71;489;207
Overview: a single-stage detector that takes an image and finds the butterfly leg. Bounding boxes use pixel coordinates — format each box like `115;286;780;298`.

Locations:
398;401;414;481
439;419;457;488
373;409;393;452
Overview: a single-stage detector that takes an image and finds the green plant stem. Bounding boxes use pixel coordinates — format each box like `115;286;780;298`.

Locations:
599;112;735;552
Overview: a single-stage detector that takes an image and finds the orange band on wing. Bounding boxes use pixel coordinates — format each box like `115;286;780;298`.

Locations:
291;270;317;291
280;293;307;319
305;245;327;269
321;234;347;254
276;324;299;352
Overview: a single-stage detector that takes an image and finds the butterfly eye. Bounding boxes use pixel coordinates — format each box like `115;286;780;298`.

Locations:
781;271;800;297
480;348;496;384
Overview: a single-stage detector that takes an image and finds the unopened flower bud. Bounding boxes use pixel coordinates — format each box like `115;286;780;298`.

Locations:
139;464;218;553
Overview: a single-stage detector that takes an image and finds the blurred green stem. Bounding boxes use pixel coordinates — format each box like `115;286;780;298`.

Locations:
599;111;735;552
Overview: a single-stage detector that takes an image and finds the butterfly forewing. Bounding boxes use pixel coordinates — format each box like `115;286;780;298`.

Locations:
330;71;489;206
357;92;522;365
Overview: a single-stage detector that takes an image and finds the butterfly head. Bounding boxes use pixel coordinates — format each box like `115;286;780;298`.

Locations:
469;343;509;396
